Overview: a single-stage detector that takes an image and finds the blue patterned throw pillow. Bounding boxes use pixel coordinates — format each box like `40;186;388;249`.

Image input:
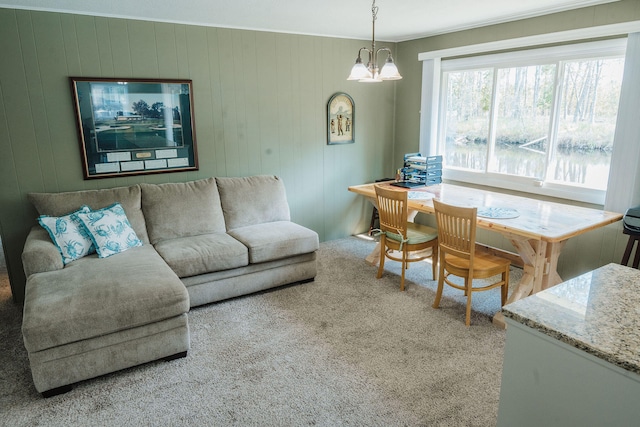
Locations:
38;205;95;265
76;203;143;258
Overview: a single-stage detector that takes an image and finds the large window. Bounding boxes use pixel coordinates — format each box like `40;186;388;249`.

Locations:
437;39;626;203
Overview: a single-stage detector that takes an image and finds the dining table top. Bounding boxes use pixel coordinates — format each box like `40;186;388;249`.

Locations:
348;182;623;243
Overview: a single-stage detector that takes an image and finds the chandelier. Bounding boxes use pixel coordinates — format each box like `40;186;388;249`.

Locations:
347;0;402;83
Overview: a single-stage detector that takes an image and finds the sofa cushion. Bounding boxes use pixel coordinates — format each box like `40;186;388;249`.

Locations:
29;185;150;244
140;178;226;244
216;175;290;230
76;203;143;258
228;221;319;264
154;233;249;278
37;206;95;265
22;244;189;353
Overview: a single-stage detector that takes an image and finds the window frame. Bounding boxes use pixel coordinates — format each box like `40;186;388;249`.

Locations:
434;39;627;205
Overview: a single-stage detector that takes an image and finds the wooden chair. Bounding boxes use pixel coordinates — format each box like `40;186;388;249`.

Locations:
432;199;510;326
374;185;438;291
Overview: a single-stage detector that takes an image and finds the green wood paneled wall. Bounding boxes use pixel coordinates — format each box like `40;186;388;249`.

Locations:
0;8;397;302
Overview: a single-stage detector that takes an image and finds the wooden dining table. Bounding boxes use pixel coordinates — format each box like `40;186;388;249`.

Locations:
348;182;623;327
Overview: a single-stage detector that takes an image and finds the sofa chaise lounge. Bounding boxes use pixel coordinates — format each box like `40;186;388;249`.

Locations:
21;175;319;396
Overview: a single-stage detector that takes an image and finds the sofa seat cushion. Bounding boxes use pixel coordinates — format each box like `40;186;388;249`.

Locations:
140;178;227;244
228;221;319;264
22;244;189;353
154;233;249;278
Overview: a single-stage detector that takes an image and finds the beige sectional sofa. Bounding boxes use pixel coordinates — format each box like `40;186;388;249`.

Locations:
21;175;319;397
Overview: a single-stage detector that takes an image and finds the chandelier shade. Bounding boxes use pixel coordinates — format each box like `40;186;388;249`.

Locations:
379;56;402;80
347;56;373;81
347;0;402;83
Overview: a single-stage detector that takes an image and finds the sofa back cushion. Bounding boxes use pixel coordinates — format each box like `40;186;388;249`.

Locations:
28;185;150;244
140;178;226;244
216;175;290;230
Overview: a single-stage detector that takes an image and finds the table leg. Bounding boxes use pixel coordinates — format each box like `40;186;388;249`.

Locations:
493;237;568;327
542;241;565;290
365;244;381;266
493;237;547;328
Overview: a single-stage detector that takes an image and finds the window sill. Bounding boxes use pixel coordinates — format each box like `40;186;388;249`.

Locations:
443;169;606;207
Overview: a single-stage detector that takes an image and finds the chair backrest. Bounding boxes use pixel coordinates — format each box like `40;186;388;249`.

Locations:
374;185;408;238
433;199;477;261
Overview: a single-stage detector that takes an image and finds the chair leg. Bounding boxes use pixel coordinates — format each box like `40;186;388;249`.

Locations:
622;235;636;266
400;248;407;291
377;236;386;279
633;238;640;269
433;261;445;308
431;245;438;281
465;276;473;327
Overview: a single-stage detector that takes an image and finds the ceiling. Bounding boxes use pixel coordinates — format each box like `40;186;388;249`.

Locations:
0;0;621;42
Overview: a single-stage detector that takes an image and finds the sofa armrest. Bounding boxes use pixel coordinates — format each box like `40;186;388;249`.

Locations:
22;226;63;276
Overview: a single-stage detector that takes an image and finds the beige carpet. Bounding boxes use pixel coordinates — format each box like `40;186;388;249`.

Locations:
0;236;509;426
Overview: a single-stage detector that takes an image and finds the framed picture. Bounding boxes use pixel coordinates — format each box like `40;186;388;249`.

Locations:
327;92;354;145
70;77;198;179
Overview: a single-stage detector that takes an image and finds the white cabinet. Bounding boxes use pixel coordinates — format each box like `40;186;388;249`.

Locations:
497;319;640;427
497;263;640;427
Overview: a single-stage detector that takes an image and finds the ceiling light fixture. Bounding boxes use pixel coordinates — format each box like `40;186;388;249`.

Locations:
347;0;402;83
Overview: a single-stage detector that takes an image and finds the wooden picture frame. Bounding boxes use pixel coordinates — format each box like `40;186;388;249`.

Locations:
70;77;198;179
327;92;354;145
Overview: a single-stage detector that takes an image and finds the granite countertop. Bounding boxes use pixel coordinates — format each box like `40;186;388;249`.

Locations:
502;263;640;375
